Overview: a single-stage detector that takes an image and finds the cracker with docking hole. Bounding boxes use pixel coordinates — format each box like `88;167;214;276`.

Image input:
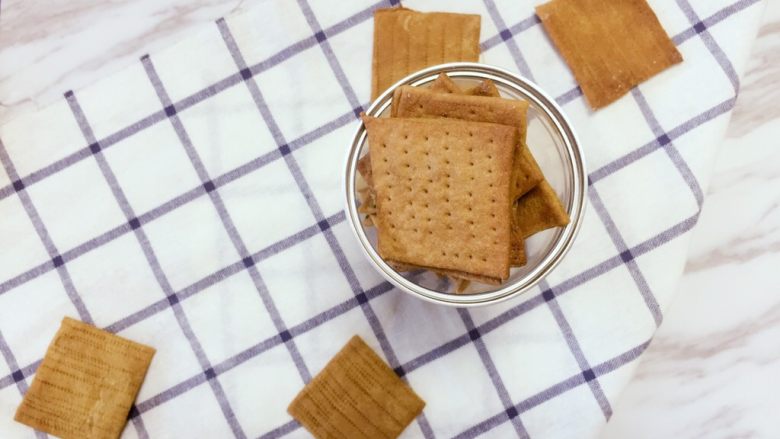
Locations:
372;8;481;99
363;115;515;283
536;0;682;109
288;335;425;439
358;78;540;268
391;86;542;198
14;317;155;439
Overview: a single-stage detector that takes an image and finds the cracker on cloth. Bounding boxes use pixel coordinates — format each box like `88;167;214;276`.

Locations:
536;0;682;109
429;73;462;94
288;335;425;439
364;115;515;283
372;8;481;99
392;85;529;141
14;317;155;439
457;75;569;246
464;79;500;97
392;86;542;201
429;74;501;98
514;181;570;238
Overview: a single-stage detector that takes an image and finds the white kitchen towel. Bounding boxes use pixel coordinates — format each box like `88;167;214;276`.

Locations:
0;0;765;438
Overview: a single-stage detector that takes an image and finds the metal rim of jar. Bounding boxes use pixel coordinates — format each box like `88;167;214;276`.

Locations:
344;62;587;307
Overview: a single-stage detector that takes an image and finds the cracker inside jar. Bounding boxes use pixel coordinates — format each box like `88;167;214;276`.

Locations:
358;75;569;292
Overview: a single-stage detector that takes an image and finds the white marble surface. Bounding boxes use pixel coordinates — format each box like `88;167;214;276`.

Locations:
601;2;780;437
0;1;777;438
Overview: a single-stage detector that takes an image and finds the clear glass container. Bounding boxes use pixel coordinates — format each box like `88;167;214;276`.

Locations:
344;62;586;306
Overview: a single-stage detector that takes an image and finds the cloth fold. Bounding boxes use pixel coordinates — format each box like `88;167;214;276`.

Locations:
0;0;765;438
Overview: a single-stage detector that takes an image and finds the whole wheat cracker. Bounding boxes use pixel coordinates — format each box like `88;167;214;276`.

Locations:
288;336;425;439
429;73;462;94
536;0;682;109
464;79;500;97
514;181;570;238
364;115;515;283
372;8;481;99
14;317;155;439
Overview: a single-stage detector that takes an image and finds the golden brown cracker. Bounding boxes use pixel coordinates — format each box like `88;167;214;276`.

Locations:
514;143;543;198
429;73;462;94
421;80;533;266
372;8;481;99
288;335;425;439
514;181;570;238
536;0;682;109
357;154;374;187
464;79;500;97
14;317;155;439
364;115;515;283
392;85;528;140
392;86;541;201
510;238;527;266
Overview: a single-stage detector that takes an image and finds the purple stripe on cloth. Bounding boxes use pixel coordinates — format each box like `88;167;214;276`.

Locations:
589;96;736;184
0;101;358;298
398;209;699;379
672;0;761;45
457;309;531;438
556;86;583;106
481;14;540;52
297;0;364;112
0;332;48;439
453;340;651;439
0;141;94;324
539;280;612;418
676;0;741;92
0;0;755;207
216;17;437;438
631;89;704;207
132;278;395;417
0;330;29;396
588;186;663;326
0;208;700;415
483;0;535;80
65;92;248;439
0;359;40;390
128;408;151;439
141;55;313;387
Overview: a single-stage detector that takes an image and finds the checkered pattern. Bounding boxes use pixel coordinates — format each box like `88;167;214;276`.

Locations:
0;0;764;437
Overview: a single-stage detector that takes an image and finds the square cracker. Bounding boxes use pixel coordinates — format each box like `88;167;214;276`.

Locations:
429;73;462;94
15;317;155;439
429;73;501;98
372;8;481;99
364;115;515;283
392;85;529;142
288;335;425;439
536;0;682;109
514;181;570;238
461;79;570;248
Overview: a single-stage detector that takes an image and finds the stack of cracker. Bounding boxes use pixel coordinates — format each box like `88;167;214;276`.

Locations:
359;74;569;291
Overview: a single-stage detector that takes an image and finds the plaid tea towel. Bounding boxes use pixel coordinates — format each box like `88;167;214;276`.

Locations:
0;0;765;438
